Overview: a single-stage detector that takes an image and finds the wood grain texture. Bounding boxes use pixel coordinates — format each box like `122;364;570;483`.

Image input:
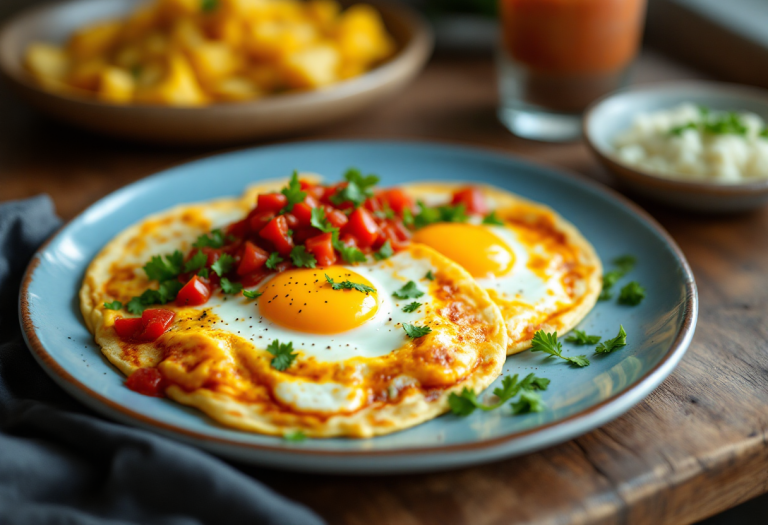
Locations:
2;51;768;525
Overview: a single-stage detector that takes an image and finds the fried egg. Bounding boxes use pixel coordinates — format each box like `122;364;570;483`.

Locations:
403;182;602;355
80;186;508;438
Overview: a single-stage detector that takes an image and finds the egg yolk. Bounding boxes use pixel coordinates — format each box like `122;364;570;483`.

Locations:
412;223;515;278
258;267;378;334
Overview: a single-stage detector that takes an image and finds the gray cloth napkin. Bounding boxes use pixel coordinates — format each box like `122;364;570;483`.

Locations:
0;195;325;525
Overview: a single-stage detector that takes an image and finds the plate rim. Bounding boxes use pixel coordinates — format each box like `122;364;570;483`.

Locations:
18;139;699;459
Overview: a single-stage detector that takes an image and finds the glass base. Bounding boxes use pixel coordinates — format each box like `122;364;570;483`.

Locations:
497;106;582;142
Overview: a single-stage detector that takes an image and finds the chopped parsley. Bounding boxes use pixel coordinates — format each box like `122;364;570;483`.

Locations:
392;281;424;300
599;254;637;301
266;339;298;371
125;280;184;314
670;109;749;137
325;274;376;294
243;290;262;299
565;329;601;345
310;207;336;233
265;252;284;270
403;323;431;339
425;270;435;281
331;233;367;264
197;268;209;279
373;240;393;261
220;278;243;294
530;330;590;367
103;300;122;310
183;251;208;273
595;325;628;354
330;168;380;207
290;246;317;268
401;208;414;227
143;251;183;282
618;281;646;306
280;171;306;214
482;211;505;226
192;229;227;249
402;301;421;313
510;391;546;415
448;373;549;416
413;201;468;229
283;430;307;442
211;253;235;277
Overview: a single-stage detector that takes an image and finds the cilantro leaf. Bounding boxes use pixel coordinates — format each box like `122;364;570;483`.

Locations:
126;297;145;315
448;373;550;416
266;339;298;371
595;325;627;354
143;251;183;282
403;323;431;339
211;253;235;277
393;281;424;300
283;430;306;442
482;211;505;226
183;251;208;273
510;391;546;414
193;229;226;249
198;268;209;278
265;252;284;270
290;246;317;269
402;301;421;313
324;274;376;294
103;300;122;310
243;290;262;299
220;277;243;294
599;255;637;301
448;388;481;416
530;330;590;367
310;207;336;233
413;201;441;229
613;255;637;274
373;240;394;261
425;270;435;281
280;171;307;214
413;201;468;228
618;281;645;306
402;208;414;227
331;232;366;264
329;168;380;207
565;329;602;345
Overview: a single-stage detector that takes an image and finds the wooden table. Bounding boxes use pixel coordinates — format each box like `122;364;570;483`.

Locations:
3;51;768;525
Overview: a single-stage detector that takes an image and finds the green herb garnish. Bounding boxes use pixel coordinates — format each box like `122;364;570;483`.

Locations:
565;329;601;345
618;281;645;306
402;323;432;339
530;330;590;367
103;301;122;310
265;252;284;270
266;339;298;371
243;290;262;299
595;325;628;354
290;246;317;269
280;171;307;214
220;278;243;294
393;281;424;300
211;253;235;277
448;373;549;416
183;251;208;273
325;274;376;294
482;211;505;226
373;240;394;261
193;229;227;249
402;301;421;313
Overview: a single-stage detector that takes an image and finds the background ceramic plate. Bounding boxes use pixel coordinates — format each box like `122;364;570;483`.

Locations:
20;141;697;474
0;0;432;145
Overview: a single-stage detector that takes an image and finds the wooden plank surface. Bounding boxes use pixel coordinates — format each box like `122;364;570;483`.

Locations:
3;51;768;525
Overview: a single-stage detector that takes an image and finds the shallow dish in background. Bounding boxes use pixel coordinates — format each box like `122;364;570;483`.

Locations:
584;82;768;213
20;141;697;474
0;0;432;145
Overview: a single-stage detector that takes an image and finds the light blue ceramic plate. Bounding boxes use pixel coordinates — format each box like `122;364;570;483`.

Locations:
19;141;697;474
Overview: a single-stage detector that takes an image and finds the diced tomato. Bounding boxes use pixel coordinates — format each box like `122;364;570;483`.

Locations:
175;276;211;307
259;215;294;256
300;182;325;200
305;232;337;267
199;247;221;267
114;317;143;340
114;309;175;343
248;210;275;233
345;207;380;248
274;260;293;272
125;367;165;397
139;309;176;341
381;222;410;251
240;267;271;288
324;206;348;228
322;183;344;203
379;189;414;215
292;226;317;244
292;202;314;227
451;187;488;215
238;241;269;275
257;193;288;214
283;213;299;229
226;218;250;239
364;195;383;213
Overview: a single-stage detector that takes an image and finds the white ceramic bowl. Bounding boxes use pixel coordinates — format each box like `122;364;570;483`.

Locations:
0;0;433;145
584;81;768;213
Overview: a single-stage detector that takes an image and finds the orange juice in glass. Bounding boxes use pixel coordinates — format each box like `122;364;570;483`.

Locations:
498;0;646;141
